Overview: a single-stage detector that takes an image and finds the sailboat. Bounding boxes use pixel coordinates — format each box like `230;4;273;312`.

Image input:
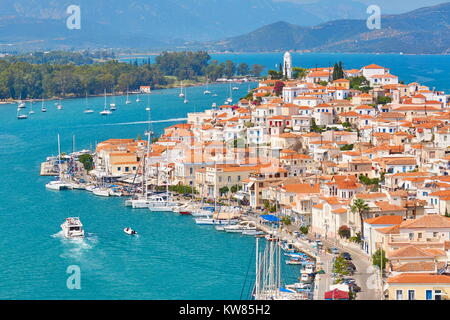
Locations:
45;134;72;191
127;110;153;209
28;101;35;114
84;92;94;113
148;149;177;211
183;87;189;104
125;87;132;104
100;89;112;115
17;107;28;119
203;79;211;95
226;83;233;103
179;81;185;98
41;99;47;112
17;94;26;109
110;88;116;109
136;92;141;102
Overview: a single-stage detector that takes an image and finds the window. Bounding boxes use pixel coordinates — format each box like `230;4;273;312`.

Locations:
408;290;415;300
396;290;403;300
228;176;231;183
117;167;121;171
435;290;442;300
125;167;129;172
237;176;241;182
426;290;433;300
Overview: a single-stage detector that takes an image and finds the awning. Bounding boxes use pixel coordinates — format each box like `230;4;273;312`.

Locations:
324;289;349;300
260;214;280;222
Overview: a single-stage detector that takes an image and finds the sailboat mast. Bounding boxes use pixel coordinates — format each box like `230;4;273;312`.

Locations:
57;134;62;181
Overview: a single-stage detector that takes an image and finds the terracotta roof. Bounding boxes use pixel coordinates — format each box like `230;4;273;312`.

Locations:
400;215;450;229
389;245;438;259
364;215;403;225
387;273;450;284
375;201;406;212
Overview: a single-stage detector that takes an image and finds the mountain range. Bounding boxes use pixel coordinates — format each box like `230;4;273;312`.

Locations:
0;1;449;53
204;2;450;54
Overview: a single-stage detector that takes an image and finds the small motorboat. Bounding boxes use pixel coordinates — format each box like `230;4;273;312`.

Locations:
61;217;85;239
124;227;137;235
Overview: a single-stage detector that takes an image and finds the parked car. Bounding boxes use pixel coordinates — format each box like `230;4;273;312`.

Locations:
330;247;339;254
342;278;356;284
340;252;352;260
348;282;361;293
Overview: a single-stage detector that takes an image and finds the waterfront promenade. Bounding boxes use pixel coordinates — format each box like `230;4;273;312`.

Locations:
243;213;380;300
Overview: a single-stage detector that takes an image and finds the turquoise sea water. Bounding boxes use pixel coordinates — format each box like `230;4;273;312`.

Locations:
121;53;450;93
1;53;449;299
0;82;298;299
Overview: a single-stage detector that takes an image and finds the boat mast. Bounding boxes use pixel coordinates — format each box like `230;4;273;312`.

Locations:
57;134;62;181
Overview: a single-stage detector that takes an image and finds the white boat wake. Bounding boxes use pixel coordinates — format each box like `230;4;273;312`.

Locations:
104;118;188;126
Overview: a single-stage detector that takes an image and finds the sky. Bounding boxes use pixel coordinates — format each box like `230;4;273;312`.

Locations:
276;0;447;14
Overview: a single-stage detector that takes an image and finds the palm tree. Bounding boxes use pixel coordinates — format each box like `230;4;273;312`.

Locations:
350;198;370;241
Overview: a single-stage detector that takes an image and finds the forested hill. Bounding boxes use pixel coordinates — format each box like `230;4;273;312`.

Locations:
0;51;264;100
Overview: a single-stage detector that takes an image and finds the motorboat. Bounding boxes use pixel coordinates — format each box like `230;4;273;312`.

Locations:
57;104;63;110
124;227;137;235
147;194;178;212
84;108;94;114
223;221;256;233
127;197;152;209
61;217;85;239
46;180;72;190
241;230;265;236
286;259;304;265
92;187;110;197
194;218;239;225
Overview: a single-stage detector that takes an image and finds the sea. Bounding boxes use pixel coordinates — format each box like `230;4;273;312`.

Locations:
0;53;449;299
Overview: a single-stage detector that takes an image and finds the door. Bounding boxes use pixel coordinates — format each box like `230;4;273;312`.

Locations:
426;290;433;300
396;290;403;300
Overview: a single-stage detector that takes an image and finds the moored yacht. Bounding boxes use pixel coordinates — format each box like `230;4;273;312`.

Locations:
61;217;85;239
147;194;178;211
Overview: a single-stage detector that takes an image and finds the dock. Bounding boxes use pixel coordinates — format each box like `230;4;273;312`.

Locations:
40;162;58;176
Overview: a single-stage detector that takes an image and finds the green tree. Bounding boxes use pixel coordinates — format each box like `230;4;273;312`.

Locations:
281;216;292;225
299;225;309;235
78;154;94;171
350;199;370;240
372;249;388;275
292;67;307;79
219;186;230;196
237;63;249;76
251;64;265;77
377;96;392;105
350;76;371;93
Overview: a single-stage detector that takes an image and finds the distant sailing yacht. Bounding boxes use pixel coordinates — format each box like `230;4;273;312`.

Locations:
41;99;47;112
110;88;116;109
28;101;35;115
203;79;211;95
17;94;26;109
226;83;233;103
183;87;189;104
100;89;112;115
179;81;185;98
136;92;141;102
125;87;132;104
17;107;28;119
84;92;94;114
